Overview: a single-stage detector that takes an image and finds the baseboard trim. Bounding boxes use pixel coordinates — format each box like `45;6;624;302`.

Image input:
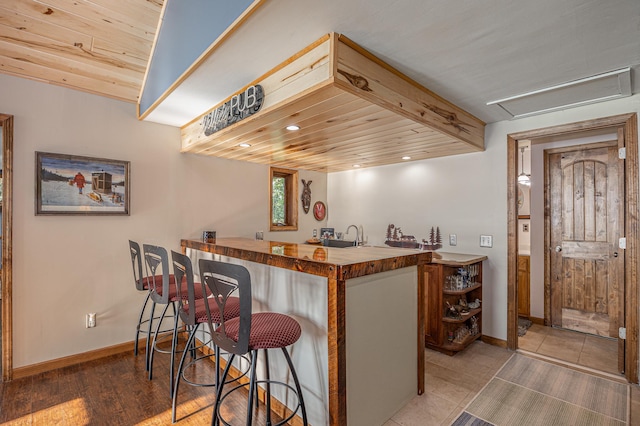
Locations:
530;316;545;325
481;335;507;348
12;340;140;380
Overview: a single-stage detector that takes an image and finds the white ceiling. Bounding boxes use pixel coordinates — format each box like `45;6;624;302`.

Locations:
143;0;640;127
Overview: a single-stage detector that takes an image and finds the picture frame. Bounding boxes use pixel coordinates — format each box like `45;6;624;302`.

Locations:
35;151;130;215
320;227;334;238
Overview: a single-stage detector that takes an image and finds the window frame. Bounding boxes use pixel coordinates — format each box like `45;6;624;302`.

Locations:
269;167;298;231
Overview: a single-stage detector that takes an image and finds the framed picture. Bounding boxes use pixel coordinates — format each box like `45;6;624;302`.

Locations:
36;152;130;215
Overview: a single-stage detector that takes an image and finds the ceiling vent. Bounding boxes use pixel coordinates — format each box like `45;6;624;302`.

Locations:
487;67;632;119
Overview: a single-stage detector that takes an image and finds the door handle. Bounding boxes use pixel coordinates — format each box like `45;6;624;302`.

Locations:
555;245;562;252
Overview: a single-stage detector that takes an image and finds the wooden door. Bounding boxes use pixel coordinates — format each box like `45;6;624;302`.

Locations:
517;255;530;318
548;142;624;344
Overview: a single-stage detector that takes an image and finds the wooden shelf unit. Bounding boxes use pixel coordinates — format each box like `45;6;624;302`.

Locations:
424;253;487;356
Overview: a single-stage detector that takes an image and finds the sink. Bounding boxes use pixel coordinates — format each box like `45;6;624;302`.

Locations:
322;239;357;248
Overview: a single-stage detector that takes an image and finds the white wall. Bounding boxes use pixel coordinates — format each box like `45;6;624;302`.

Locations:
329;93;640;342
2;70;638;368
0;73;326;368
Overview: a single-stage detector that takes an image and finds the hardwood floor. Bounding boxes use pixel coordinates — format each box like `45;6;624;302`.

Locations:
0;346;277;425
3;339;638;425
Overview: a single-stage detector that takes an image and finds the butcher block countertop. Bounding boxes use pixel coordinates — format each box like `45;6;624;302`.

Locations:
182;237;433;280
431;252;488;266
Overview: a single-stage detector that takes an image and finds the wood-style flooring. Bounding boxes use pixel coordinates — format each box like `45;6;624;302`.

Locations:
0;346;278;425
2;340;639;425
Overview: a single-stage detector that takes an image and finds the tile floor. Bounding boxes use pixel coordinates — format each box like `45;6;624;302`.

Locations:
383;341;512;426
518;323;619;375
382;338;640;426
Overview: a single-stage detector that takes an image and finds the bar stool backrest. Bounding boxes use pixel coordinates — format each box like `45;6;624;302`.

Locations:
143;244;171;305
129;240;145;291
199;259;252;356
171;251;197;326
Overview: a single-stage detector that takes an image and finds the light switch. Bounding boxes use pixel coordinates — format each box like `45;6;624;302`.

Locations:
449;234;457;246
480;235;493;248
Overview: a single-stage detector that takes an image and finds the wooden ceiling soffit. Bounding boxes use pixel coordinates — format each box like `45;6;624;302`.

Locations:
181;33;485;173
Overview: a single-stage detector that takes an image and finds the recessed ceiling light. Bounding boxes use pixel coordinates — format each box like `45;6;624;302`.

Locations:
238;143;251;148
353;164;361;168
286;125;300;131
402;156;411;160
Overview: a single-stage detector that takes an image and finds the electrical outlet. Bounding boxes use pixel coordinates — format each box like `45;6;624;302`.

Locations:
449;234;457;246
86;313;96;328
522;223;529;232
313;229;317;237
480;235;493;248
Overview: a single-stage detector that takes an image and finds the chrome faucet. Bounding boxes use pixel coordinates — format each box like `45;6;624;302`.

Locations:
346;224;360;246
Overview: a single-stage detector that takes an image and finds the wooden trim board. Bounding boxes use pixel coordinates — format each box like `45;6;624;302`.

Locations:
180;33;485;173
1;114;13;382
507;113;638;384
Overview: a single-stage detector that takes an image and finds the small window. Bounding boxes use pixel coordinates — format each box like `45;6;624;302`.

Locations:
270;167;298;231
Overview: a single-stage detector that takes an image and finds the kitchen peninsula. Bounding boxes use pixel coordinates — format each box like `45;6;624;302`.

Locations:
182;237;432;426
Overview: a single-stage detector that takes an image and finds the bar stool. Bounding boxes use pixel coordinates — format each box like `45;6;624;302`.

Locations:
170;250;241;423
143;244;209;397
199;259;308;426
128;240;176;371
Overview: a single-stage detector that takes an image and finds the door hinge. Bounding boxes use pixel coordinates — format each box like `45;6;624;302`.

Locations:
619;327;626;340
619;147;626;159
619;237;627;249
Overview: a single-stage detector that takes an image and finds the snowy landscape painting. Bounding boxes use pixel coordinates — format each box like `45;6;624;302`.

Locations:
36;152;130;215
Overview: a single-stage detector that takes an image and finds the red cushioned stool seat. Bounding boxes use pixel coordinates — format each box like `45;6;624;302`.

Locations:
143;244;213;400
170;251;242;423
129;240;178;370
223;312;301;349
199;259;308;426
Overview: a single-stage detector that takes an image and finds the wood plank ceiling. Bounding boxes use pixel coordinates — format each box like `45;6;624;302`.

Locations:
181;34;485;173
0;1;485;172
0;0;162;103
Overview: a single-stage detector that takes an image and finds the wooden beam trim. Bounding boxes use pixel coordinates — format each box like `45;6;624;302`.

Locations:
180;32;484;163
334;35;485;149
623;114;638;383
507;112;639;384
506;136;518;350
327;276;346;425
1;114;12;382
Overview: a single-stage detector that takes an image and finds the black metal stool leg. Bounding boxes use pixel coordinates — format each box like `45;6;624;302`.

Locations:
170;301;179;398
212;353;236;426
135;291;151;357
148;302;170;381
264;349;272;426
172;324;198;423
247;350;258;426
282;347;308;426
145;301;157;371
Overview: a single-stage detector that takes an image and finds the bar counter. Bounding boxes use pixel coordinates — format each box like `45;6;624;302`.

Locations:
182;238;432;426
